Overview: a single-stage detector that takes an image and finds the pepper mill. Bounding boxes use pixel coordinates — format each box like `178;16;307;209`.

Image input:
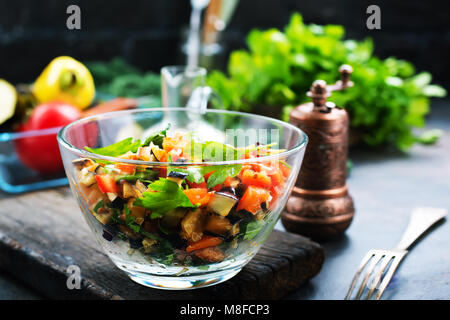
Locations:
281;65;355;241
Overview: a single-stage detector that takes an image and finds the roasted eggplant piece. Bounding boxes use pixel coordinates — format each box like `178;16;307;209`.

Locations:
219;186;236;196
161;207;187;229
129;237;144;249
205;214;232;234
207;192;238;216
166;233;188;249
151;146;165;162
142;237;157;253
103;223;118;240
180;208;207;242
229;222;240;237
93;207;113;225
228;209;253;223
234;183;247;198
167;171;188;187
79;167;96;187
106;192;118;202
121;181;136;198
72;158;95;170
108;196;124;209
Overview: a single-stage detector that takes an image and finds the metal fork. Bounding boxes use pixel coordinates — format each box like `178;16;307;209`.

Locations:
345;207;447;300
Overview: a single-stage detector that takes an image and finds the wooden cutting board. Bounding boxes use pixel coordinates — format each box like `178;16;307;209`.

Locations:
0;188;324;299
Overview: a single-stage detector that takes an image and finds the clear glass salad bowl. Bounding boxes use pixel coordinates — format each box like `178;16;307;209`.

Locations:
57;108;307;290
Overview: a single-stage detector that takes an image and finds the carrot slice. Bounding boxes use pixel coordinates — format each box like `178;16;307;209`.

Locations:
186;235;222;253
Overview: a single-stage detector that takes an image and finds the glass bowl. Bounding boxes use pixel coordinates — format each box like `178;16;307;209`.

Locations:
57;108;307;290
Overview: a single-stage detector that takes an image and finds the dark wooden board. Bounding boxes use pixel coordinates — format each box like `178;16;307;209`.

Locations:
0;188;324;300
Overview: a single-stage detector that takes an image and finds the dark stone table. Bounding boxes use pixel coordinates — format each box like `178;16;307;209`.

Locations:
282;99;450;300
0;100;449;300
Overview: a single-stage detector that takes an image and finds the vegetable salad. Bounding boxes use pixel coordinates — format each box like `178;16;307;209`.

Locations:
74;126;290;267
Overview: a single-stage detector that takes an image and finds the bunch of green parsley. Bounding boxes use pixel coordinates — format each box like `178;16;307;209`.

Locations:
207;13;446;151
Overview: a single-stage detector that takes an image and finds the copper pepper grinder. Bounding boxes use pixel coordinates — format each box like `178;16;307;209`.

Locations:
282;65;355;241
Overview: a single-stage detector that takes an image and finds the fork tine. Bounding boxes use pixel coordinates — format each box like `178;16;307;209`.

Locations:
375;251;407;300
365;254;394;300
355;252;384;299
344;251;376;300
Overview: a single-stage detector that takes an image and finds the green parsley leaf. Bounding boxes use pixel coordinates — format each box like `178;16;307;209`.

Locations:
167;166;205;184
93;200;104;213
241;220;265;240
205;164;242;189
121;204;162;241
142;124;171;148
85;137;141;157
134;178;196;218
207;12;447;151
114;169;159;183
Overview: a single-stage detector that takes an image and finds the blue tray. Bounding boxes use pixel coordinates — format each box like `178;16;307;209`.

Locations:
0;128;68;194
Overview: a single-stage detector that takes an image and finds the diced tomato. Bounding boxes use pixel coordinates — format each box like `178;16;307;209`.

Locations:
186;235;223;253
183;188;212;207
236;186;270;214
223;176;235;187
121;153;138;161
114;153;137;174
251;162;275;174
279;162;291;178
153;148;168;162
137;146;152;161
158;166;167;178
241;151;256;159
162;137;177;152
238;164;252;179
114;162;136;174
269;169;284;188
204;170;215;180
168;148;182;162
95;175;118;194
269;184;284;207
240;169;272;189
187;181;207;189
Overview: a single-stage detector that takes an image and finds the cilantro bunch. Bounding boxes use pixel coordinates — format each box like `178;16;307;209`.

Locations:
207;13;446;151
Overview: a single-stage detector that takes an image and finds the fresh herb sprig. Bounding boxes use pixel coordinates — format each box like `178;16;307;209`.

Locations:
134;178;197;219
85;137;141;157
207;13;447;151
85;125;170;157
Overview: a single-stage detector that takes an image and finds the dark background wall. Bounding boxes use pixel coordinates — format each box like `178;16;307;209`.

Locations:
1;0;449;88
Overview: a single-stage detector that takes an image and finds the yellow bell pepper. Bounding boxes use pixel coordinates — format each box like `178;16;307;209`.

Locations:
33;56;95;109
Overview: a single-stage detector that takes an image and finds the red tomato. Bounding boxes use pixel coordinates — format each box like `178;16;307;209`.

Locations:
15;102;81;174
95;175;118;194
240;169;272;189
236;186;271;214
183;188;212;207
